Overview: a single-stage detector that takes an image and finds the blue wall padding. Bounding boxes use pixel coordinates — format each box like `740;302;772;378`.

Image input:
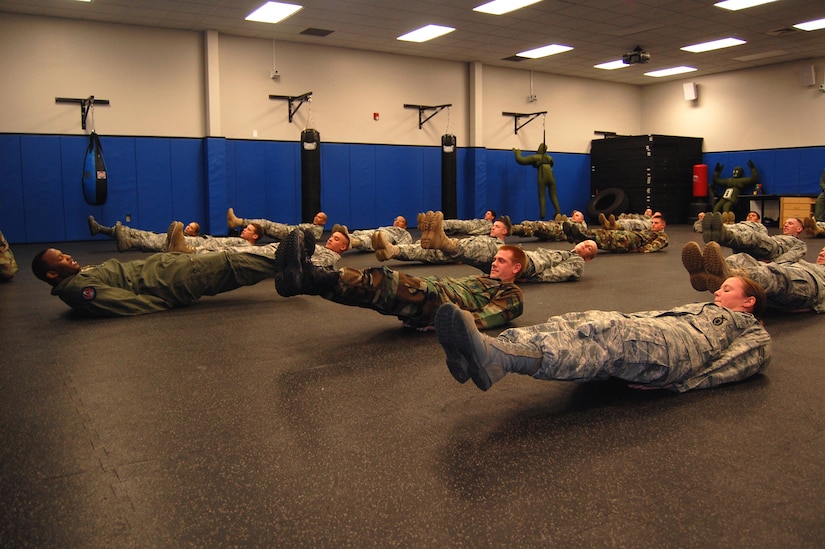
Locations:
2;133;823;244
0;135;26;243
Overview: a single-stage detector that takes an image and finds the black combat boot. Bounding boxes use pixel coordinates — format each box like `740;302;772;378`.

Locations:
275;228;339;297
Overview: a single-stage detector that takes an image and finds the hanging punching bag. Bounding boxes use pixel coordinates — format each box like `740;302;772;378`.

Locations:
441;134;457;219
82;131;108;205
301;128;321;222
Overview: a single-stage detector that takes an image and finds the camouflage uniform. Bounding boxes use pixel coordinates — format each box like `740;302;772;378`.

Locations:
49;251;276;317
726;253;825;313
0;230;18;281
349;227;413;252
329;268;523;329
694;219;767;235
115;225;208;252
586;228;669;253
615;218;651;231
392;236;503;271
511;220;586;241
498;303;770;392
521;249;584;283
206;242;340;268
720;230;805;263
242;218;324;241
811;220;825;236
443;218;492;236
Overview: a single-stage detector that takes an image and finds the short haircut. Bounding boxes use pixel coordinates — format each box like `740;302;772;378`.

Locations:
495;215;512;235
31;249;52;282
499;244;527;271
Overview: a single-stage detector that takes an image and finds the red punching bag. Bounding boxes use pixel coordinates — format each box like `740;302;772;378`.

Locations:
693;164;708;197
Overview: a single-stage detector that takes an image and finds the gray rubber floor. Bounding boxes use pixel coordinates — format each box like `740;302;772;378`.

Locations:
2;224;823;547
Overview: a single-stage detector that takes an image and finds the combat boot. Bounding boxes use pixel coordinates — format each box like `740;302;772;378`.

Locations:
435;303;541;391
598;213;610;229
702;241;744;292
681;241;708;292
608;214;619;230
226;208;244;229
803;216;824;237
88;215;115;236
419;211;457;253
275;228;339;296
166;221;195;253
113;222;136;252
372;230;399;261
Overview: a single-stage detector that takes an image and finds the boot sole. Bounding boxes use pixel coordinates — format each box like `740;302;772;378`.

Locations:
681;242;708;292
703;241;729;293
434;304;470;384
274;230;304;297
445;305;496;391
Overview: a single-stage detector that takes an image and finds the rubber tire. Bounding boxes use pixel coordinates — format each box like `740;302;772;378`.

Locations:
587;187;629;221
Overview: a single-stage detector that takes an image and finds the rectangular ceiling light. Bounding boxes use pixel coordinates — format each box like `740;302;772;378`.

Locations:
794;18;825;32
682;37;746;53
594;60;629;70
473;0;543;16
644;66;697;78
517;44;573;58
714;0;778;11
397;24;455;42
246;2;303;24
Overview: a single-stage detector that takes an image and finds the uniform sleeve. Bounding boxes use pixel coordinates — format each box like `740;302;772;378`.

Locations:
59;284;172;317
670;322;771;392
471;284;523;330
773;238;806;263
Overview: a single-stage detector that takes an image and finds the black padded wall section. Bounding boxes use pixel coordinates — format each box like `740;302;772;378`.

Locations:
301;129;322;223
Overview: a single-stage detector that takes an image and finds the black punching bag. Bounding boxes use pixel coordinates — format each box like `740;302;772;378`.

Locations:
301;129;321;222
441;134;457;219
82;131;108;205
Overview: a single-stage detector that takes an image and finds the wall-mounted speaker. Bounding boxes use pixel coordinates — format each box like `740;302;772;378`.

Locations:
683;82;697;101
799;65;816;87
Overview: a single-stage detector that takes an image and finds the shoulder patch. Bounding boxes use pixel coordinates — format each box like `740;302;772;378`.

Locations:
81;287;96;301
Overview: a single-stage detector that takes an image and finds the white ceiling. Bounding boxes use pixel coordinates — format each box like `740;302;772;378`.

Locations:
1;0;823;86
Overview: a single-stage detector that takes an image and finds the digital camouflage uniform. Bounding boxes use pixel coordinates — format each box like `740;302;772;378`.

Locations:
201;242;340;268
243;218;324;241
114;225;209;252
349;227;413;252
511;220;586;241
520;249;584;283
726;253;825;313
585;228;669;253
615;218;651;231
0;230;18;281
719;231;805;263
693;219;767;235
49;251;276;317
328;268;523;329
498;302;770;392
443;218;492;236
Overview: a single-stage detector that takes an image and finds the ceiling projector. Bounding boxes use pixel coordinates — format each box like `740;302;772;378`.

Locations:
622;46;651;65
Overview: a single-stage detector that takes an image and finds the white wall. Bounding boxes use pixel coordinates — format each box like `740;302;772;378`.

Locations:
641;59;825;151
2;12;823;153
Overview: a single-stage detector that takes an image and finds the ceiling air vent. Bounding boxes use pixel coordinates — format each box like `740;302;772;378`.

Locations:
301;28;334;37
502;55;527;62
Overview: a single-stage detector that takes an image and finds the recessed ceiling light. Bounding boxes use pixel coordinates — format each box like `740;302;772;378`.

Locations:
245;2;302;24
473;0;543;16
594;60;629;70
517;44;573;58
398;24;455;43
794;18;825;32
682;37;746;53
714;0;778;11
644;66;697;78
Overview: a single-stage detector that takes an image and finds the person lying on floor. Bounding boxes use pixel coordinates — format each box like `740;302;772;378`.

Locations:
226;208;327;241
31;243;279;317
372;210;596;283
273;227;525;330
565;213;668;253
682;241;825;314
433;275;769;393
702;213;805;263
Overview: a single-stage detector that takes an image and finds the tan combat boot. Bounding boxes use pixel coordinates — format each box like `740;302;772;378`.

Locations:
226;208;244;229
372;230;399;261
419;211;457;254
166;221;195;253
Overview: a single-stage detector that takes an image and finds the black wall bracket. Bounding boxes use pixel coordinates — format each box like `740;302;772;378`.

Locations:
269;92;313;123
55;96;110;130
404;103;451;129
502;111;547;135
